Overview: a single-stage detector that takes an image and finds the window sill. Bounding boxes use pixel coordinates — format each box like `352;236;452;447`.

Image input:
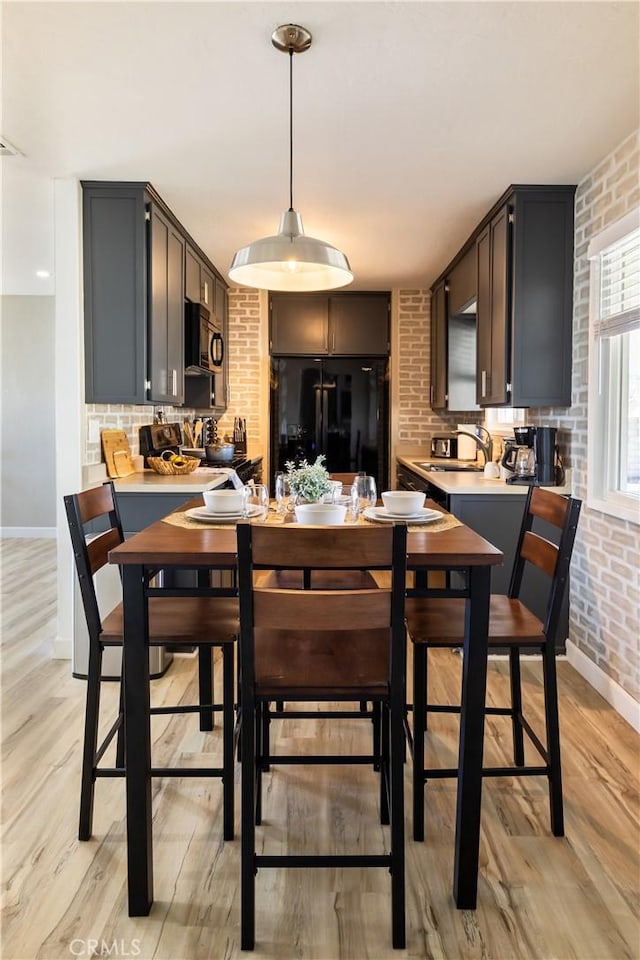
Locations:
586;493;640;525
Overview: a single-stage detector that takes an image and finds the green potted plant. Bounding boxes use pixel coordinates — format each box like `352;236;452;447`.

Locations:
285;455;332;503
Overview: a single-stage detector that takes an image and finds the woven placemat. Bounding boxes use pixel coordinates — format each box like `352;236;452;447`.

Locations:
162;507;461;532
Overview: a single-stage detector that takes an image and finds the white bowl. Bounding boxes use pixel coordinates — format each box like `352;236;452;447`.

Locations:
294;502;347;525
202;488;245;514
381;490;426;516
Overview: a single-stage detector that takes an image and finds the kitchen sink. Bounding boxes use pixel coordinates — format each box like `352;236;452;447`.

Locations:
417;462;484;472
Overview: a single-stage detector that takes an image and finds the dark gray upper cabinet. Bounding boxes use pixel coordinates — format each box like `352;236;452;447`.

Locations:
270;294;329;354
430;280;447;410
476;205;509;406
475;186;575;407
185;245;201;303
83;185;148;403
432;246;479;412
83;181;228;407
270;292;390;356
431;185;575;410
148;203;185;405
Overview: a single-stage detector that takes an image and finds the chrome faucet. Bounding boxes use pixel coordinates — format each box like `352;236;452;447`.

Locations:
455;426;493;465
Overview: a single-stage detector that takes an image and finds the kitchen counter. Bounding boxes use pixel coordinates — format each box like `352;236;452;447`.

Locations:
112;467;228;494
397;456;572;496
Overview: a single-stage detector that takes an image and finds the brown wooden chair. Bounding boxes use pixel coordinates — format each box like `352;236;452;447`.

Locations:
237;520;407;951
64;481;238;842
406;485;581;842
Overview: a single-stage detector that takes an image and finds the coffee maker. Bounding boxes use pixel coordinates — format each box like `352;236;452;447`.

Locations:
534;426;562;486
501;426;563;485
501;426;536;483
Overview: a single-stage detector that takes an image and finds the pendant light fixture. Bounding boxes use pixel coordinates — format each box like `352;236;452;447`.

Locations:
229;24;353;292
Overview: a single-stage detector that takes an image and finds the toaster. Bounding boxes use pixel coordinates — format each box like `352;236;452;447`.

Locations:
431;434;459;458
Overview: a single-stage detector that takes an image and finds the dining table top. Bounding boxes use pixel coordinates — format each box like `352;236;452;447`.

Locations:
108;497;504;569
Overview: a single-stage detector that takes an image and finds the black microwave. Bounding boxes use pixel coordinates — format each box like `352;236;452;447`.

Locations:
185;302;224;375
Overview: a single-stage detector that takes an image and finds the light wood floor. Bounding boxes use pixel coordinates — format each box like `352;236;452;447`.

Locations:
1;538;638;960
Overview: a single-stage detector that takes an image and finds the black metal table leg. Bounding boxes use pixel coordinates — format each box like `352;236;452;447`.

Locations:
122;563;153;916
453;563;490;910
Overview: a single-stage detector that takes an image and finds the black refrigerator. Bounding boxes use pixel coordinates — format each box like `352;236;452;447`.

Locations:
270;356;389;493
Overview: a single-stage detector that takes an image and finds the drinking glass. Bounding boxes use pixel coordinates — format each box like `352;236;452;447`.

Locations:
351;475;377;517
275;473;293;514
243;483;269;521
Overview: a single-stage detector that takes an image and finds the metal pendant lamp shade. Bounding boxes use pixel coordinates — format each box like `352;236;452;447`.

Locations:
229;25;353;292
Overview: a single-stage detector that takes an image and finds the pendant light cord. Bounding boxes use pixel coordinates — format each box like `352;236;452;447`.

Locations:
288;46;294;212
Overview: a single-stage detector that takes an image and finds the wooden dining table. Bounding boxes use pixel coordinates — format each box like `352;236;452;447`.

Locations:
108;499;503;919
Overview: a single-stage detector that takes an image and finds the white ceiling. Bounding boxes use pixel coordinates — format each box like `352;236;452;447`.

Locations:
2;1;638;296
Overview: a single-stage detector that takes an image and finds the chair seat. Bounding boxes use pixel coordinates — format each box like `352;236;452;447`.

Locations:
101;596;239;645
406;594;545;646
254;626;390;696
260;569;378;590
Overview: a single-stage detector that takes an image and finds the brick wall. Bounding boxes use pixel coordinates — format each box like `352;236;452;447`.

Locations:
215;287;263;451
548;130;639;702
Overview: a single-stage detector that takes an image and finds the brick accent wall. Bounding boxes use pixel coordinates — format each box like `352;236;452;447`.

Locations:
215;287;263;451
548;130;639;702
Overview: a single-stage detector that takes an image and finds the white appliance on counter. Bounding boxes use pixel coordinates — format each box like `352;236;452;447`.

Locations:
72;538;172;680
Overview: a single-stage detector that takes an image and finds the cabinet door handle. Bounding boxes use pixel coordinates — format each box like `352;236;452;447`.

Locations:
172;369;177;396
481;369;487;397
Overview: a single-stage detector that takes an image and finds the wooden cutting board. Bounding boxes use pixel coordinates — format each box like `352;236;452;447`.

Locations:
101;429;136;478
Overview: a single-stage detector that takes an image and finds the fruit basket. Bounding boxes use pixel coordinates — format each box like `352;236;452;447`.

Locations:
147;456;200;476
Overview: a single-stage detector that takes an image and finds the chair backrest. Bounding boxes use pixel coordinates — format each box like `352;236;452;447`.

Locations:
64;481;124;640
509;486;582;640
237;521;407;696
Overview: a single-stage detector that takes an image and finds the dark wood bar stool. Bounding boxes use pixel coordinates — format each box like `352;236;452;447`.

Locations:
406;485;581;841
64;481;238;842
237;520;408;951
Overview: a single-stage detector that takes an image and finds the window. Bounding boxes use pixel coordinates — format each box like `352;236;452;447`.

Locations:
587;208;640;524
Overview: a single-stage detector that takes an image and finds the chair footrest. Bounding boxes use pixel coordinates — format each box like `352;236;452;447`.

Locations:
264;754;379;766
149;767;225;777
267;708;374;720
422;764;549;780
150;703;223;716
256;854;392;868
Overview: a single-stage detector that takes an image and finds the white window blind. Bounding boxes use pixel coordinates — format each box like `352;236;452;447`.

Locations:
589;212;640;338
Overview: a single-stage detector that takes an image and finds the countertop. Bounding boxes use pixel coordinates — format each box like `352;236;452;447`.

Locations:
112;467;229;494
83;452;263;495
398;456;572;496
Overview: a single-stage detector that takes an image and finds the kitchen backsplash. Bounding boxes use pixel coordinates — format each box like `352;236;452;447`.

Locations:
84;403;191;464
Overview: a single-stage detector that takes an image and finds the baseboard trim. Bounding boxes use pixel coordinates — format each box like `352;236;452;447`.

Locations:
566;640;640;733
0;527;57;539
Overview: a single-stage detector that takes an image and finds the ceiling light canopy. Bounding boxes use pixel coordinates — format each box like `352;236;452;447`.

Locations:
229;24;353;293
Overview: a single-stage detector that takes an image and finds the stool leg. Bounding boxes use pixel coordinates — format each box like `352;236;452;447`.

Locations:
372;701;381;771
390;699;406;949
380;701;390;825
115;669;125;769
542;645;564;836
222;644;235;841
79;644;103;841
241;691;256;950
412;643;427;842
255;704;263;826
509;648;525;766
198;645;214;732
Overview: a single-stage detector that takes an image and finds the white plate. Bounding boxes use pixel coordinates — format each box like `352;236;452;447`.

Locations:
185;505;263;523
363;506;443;524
